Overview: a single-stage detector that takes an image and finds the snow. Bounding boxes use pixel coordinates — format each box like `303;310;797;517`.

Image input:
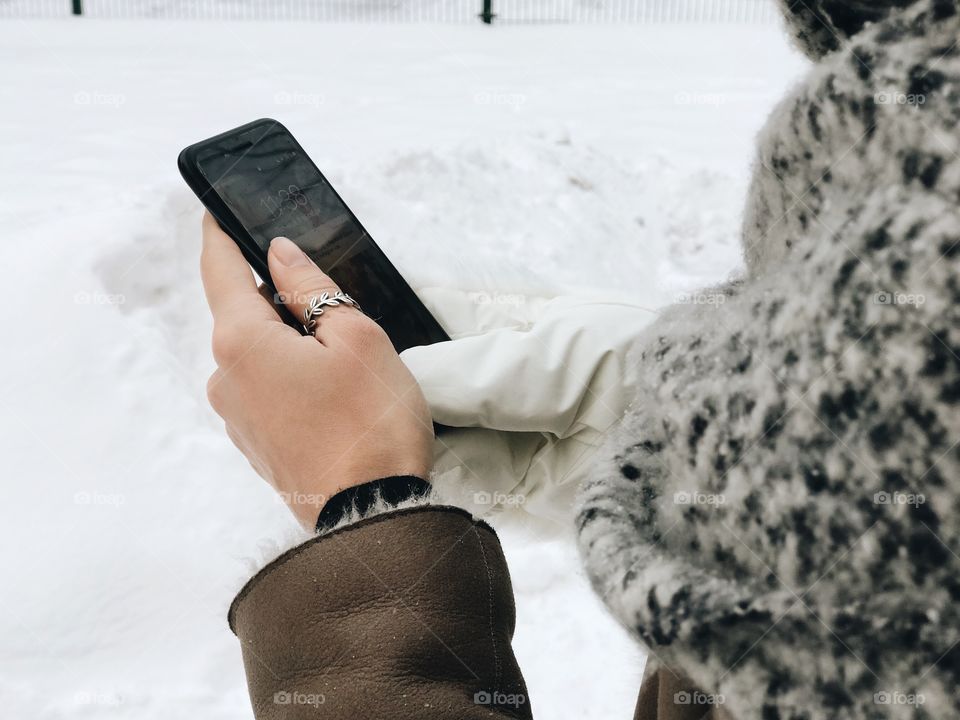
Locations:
0;17;807;720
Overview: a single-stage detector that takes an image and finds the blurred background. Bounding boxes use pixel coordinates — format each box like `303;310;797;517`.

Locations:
0;1;806;718
4;0;779;21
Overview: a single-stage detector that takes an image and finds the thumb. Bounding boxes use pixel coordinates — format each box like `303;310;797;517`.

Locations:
267;237;352;334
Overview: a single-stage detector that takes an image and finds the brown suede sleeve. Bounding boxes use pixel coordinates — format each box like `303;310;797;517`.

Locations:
229;505;532;719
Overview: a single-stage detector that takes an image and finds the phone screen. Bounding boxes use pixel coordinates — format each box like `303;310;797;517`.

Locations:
191;121;447;352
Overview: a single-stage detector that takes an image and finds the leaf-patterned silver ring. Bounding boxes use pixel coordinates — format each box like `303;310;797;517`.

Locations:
302;290;362;332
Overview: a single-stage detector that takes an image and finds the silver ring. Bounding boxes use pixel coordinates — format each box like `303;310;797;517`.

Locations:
302;290;362;332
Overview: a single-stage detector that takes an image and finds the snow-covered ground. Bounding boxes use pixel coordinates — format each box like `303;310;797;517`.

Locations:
0;18;807;720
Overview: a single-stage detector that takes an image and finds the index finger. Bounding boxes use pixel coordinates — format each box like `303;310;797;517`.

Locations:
200;212;277;325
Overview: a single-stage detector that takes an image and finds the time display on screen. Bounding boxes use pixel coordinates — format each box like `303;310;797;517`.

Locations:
260;184;307;220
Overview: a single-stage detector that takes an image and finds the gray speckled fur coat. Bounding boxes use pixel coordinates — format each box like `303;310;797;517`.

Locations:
576;1;960;718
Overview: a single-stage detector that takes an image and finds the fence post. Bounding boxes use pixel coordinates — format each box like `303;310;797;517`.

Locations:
480;0;494;24
72;0;83;15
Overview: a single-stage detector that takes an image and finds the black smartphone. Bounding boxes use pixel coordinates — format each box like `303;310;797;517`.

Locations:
178;118;449;353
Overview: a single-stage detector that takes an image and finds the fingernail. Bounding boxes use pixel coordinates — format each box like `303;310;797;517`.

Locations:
270;237;309;267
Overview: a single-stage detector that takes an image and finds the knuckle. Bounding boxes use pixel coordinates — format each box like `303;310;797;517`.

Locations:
211;322;248;364
206;375;224;413
289;276;338;306
339;313;390;352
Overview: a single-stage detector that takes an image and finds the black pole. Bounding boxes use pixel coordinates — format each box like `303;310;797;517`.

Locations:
480;0;494;24
72;0;83;15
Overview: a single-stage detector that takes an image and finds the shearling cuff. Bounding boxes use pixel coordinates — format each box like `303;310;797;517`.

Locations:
314;476;437;535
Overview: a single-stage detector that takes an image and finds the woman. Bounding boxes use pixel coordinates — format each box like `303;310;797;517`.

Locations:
203;223;708;719
202;1;960;717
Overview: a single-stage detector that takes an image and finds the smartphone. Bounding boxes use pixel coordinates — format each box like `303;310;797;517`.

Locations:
178;118;449;353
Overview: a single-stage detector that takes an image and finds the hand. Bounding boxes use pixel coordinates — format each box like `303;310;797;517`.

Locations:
400;286;657;523
200;213;434;529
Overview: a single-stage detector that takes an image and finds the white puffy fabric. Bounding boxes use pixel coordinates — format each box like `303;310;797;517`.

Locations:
401;285;657;525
